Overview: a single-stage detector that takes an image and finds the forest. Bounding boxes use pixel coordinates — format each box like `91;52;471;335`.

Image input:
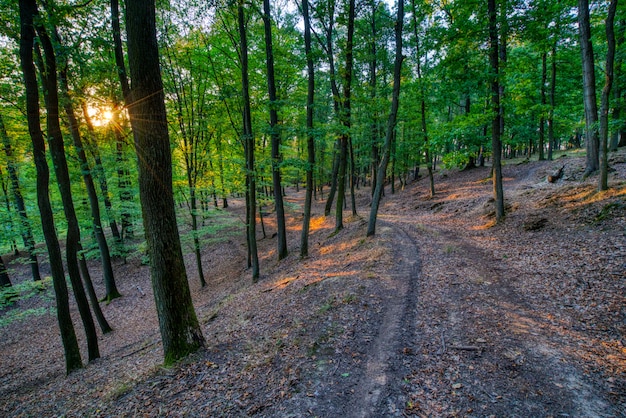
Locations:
0;0;625;416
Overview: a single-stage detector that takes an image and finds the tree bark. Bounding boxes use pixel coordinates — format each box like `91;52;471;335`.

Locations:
18;0;82;374
262;0;288;260
58;65;121;302
578;0;600;176
368;0;404;236
489;0;505;222
336;0;356;232
0;255;11;287
300;0;315;258
125;0;206;364
0;113;40;281
599;0;618;191
237;0;260;281
35;15;100;362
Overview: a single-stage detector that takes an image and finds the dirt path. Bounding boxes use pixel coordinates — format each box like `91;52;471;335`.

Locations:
347;221;421;417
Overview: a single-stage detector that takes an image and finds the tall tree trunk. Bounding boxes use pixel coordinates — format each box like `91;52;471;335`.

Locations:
599;0;618;191
78;250;112;333
300;0;315;258
367;0;404;236
611;19;625;151
238;0;260;281
548;30;558;161
262;0;288;260
58;66;121;302
111;0;134;240
489;0;505;222
35;17;100;362
539;52;548;161
18;0;82;374
125;0;206;364
369;0;379;197
0;113;40;281
578;0;600;176
411;0;434;197
336;0;356;232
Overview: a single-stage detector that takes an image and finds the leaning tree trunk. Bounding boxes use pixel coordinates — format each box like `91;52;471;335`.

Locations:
59;65;121;302
599;0;618;191
300;0;315;258
262;0;288;260
368;0;404;236
125;0;206;365
0;113;40;281
18;0;82;374
35;18;99;362
578;0;600;176
489;0;505;222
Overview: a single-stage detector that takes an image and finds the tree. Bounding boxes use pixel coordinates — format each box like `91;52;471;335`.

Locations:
300;0;315;258
0;112;40;281
124;0;206;364
18;0;82;374
238;0;260;280
335;0;356;232
34;4;100;362
578;0;599;176
57;50;121;302
489;0;505;222
599;0;618;191
368;0;404;236
262;0;288;260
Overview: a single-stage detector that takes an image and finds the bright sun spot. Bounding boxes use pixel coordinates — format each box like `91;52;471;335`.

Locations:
86;105;113;127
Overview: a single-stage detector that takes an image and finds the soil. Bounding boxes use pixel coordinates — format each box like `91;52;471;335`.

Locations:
1;149;625;417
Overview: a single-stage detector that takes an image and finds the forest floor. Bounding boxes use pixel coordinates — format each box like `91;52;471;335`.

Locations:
1;149;625;417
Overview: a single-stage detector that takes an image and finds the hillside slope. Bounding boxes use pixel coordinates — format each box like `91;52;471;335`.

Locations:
1;149;624;417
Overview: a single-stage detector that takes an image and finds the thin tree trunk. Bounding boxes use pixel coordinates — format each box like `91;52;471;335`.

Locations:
489;0;505;222
578;0;600;176
0;114;40;281
238;0;259;280
262;0;288;260
336;0;356;232
111;0;133;240
548;30;558;160
368;0;404;236
58;65;121;302
600;0;618;191
539;51;547;161
81;102;122;244
300;0;315;258
35;18;100;362
19;0;82;374
78;251;112;333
